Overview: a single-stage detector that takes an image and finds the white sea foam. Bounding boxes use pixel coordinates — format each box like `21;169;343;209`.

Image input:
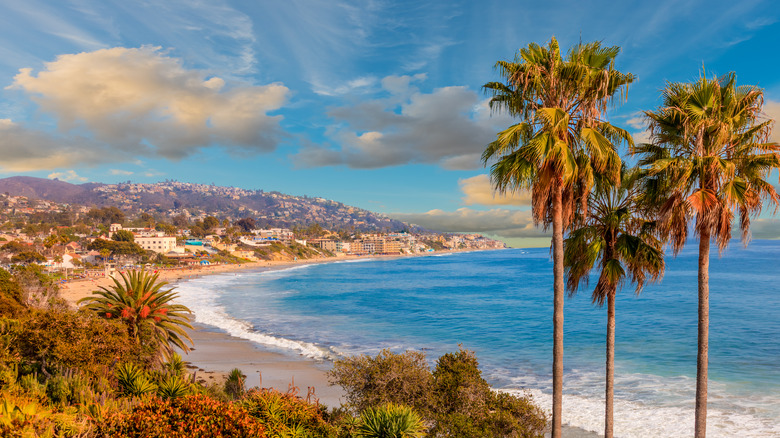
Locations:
502;373;780;438
173;275;336;360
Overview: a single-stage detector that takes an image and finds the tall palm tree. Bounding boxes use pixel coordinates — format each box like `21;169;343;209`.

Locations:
78;270;194;356
635;71;779;437
564;167;664;438
483;37;634;437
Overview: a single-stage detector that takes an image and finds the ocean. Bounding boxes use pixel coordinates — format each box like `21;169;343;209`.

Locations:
174;241;780;437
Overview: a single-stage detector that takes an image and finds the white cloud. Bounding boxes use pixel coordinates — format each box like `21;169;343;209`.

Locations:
460;174;532;206
391;207;548;238
48;170;88;182
763;100;780;143
294;75;514;169
0;118;112;171
8;46;289;166
745;218;780;240
109;169;134;176
625;112;651;145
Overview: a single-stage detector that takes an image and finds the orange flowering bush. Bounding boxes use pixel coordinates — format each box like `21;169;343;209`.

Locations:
240;388;338;437
97;394;265;437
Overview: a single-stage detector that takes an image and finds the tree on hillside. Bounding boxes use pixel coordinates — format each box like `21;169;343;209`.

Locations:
236;217;256;233
172;214;189;227
2;240;28;254
139;213;156;228
482;37;634;437
11;251;46;265
635;71;779;437
202;216;219;232
112;230;135;242
86;206;125;226
78;270;193;357
564;167;664;438
155;222;178;236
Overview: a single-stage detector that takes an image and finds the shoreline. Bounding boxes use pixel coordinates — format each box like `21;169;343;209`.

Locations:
60;250;600;437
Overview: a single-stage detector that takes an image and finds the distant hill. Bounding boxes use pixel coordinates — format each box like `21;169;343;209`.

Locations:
0;176;102;203
0;176;413;232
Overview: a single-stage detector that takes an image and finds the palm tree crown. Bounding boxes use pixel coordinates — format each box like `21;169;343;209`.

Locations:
565;168;665;303
483;37;635;226
78;270;193;356
636;71;779;251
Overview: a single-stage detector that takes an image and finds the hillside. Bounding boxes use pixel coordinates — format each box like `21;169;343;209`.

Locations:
0;176;413;232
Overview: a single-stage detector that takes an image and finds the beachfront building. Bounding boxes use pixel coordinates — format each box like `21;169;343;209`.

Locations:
309;238;343;253
134;235;177;253
252;228;294;243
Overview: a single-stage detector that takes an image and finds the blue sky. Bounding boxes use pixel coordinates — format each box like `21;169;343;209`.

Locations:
1;0;779;246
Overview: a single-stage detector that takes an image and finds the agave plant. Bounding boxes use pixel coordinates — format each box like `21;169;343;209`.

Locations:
163;353;186;377
358;403;425;438
78;270;193;356
115;363;157;398
224;368;246;400
156;375;191;400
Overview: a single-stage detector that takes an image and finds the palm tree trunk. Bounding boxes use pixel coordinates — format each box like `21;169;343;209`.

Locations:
605;291;615;438
695;232;710;437
552;181;565;438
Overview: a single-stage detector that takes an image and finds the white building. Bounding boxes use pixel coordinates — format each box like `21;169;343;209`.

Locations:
134;235;178;253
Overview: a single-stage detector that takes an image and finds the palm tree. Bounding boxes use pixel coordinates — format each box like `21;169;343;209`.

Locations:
482;37;634;437
564;167;664;438
78;270;194;356
635;71;779;437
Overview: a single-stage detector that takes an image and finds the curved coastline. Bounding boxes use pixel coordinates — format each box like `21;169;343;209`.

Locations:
60;250;598;437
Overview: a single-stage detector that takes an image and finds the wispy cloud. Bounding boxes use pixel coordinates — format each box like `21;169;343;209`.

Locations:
109;169;133;176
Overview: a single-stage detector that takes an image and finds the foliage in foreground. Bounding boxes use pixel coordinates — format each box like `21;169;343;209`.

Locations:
1;268;545;438
98;394;266;438
78;270;193;356
329;347;547;437
239;388;338;437
358;403;426;438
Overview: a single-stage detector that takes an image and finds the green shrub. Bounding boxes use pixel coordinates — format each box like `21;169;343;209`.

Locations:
116;362;157;398
224;368;245;400
13;309;151;376
162;353;186;377
0;269;25;317
46;375;70;406
0;391;88;437
98;394;266;437
328;349;433;415
358;403;425;438
156;375;191;400
240;388;337;438
429;348;546;438
329;348;547;438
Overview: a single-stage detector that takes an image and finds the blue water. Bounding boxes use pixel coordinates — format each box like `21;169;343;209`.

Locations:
176;242;780;437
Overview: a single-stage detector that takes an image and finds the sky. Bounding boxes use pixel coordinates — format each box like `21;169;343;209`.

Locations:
1;0;780;247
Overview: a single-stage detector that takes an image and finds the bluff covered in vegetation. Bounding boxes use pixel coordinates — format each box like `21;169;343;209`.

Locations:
0;176;413;233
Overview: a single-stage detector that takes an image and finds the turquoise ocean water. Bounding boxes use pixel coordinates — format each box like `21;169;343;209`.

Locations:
175;241;780;437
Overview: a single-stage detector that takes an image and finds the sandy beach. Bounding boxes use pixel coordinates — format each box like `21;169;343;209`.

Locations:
60;255;600;437
59;259;345;405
